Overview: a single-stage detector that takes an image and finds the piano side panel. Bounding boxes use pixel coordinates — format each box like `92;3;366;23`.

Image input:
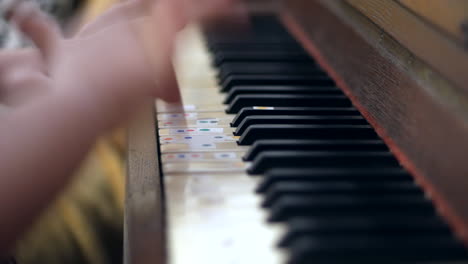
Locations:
125;101;166;264
281;0;468;242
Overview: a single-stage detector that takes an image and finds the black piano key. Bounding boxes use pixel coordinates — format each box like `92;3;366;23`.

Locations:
238;124;379;145
268;194;435;222
221;74;334;92
208;43;303;52
213;51;311;66
262;181;421;208
287;234;468;264
244;139;387;161
248;151;399;175
217;62;321;81
206;29;297;45
256;168;412;193
280;216;453;248
224;86;342;104
234;116;367;136
206;35;295;45
203;18;468;263
226;94;350;114
231;107;360;127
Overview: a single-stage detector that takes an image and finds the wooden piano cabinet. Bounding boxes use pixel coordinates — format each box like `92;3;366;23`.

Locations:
281;0;468;244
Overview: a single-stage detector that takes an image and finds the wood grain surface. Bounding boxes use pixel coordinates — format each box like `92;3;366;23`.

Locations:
282;0;468;243
346;0;468;93
398;0;468;44
125;101;165;264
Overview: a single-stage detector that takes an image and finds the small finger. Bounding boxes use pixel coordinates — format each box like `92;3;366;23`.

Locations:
156;57;182;103
9;2;61;67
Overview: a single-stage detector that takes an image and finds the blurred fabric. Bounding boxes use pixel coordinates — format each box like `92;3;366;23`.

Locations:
14;132;126;264
1;0;125;263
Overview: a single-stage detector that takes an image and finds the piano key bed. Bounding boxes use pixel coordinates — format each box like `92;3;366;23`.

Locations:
155;16;468;264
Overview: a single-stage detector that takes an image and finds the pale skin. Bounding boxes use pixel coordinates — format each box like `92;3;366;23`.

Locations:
0;0;246;254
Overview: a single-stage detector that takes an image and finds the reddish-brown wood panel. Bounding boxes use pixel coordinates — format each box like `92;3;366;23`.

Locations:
282;0;468;242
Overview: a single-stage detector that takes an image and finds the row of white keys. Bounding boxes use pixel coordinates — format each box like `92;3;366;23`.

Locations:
154;26;286;264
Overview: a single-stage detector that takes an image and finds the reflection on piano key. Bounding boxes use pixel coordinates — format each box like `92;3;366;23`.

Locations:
165;173;286;264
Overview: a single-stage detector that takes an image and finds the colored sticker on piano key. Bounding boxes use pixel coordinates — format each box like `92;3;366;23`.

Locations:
159;134;236;144
191;143;216;149
163;153;206;161
196;118;219;126
214;152;238;159
161;127;227;135
160;142;246;153
162;152;242;162
158;118;230;128
158;111;227;121
158;113;198;120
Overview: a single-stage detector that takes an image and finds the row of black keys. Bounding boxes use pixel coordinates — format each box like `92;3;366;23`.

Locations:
204;16;468;263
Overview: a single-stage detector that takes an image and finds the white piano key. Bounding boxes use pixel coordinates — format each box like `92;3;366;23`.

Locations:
161;26;285;264
165;173;286;264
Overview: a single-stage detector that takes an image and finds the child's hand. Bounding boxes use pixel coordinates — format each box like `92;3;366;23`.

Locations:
1;0;145;106
0;48;50;105
0;0;247;250
5;2;174;126
2;0;247;107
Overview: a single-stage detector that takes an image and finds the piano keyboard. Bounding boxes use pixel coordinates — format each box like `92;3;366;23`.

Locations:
155;16;468;264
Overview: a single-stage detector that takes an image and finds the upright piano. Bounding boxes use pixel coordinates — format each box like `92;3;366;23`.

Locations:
125;1;468;263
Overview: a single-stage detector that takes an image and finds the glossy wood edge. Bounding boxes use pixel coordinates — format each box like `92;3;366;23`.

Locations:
125;100;166;264
281;0;468;244
345;0;468;94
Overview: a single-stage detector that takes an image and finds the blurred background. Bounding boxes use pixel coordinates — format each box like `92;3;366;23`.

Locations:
1;1;126;264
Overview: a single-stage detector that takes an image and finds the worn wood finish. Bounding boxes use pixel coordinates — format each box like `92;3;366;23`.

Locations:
281;0;468;242
345;0;468;93
398;0;468;44
125;101;165;264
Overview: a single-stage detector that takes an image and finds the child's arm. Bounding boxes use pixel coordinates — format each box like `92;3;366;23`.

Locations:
0;2;172;252
0;0;246;253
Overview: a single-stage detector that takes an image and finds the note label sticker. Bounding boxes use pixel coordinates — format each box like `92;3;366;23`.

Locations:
159;135;235;144
165;154;176;159
199;128;224;133
253;106;275;110
196;119;219;126
190;153;203;159
159;113;198;120
214;152;237;159
167;128;224;134
163;153;205;161
161;137;175;143
193;143;216;149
